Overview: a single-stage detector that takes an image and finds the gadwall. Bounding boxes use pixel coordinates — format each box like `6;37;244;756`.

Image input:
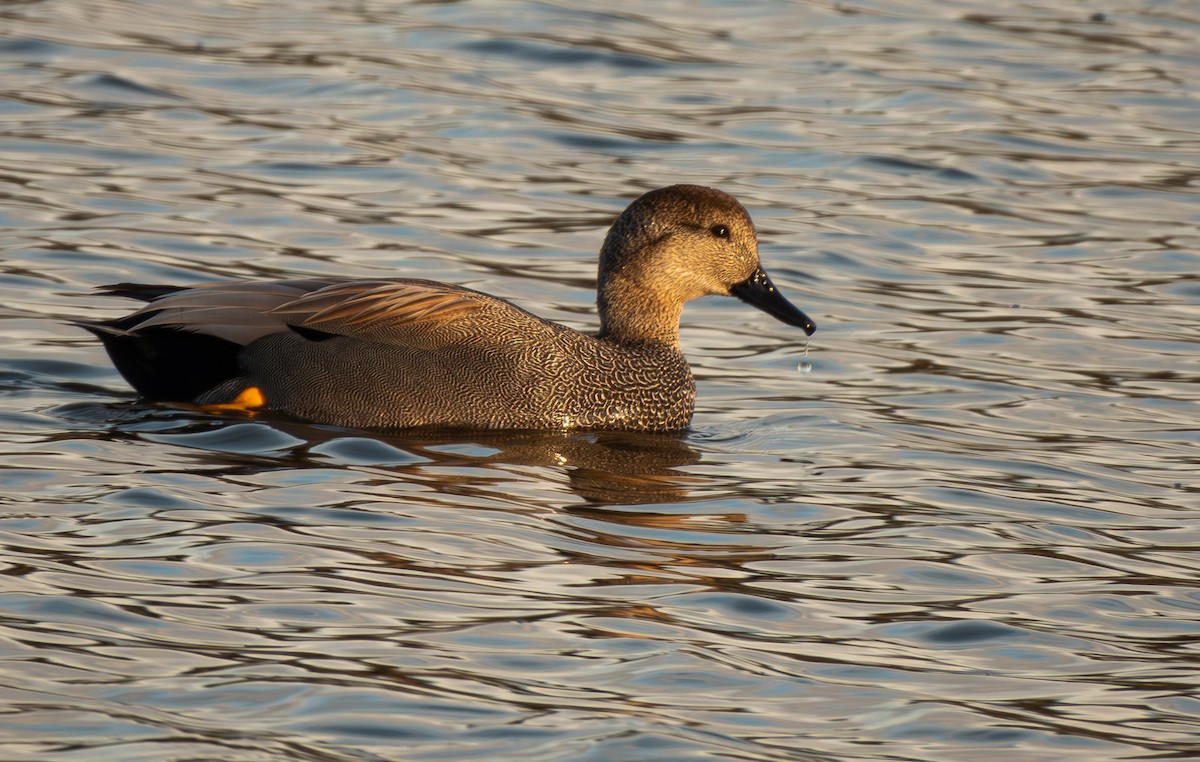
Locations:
80;185;816;431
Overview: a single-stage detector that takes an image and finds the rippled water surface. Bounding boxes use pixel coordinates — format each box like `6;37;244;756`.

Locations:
2;0;1198;759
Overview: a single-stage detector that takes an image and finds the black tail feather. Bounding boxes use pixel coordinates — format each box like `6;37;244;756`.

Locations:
79;317;243;403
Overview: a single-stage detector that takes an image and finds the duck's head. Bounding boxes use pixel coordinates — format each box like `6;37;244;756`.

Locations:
597;184;816;343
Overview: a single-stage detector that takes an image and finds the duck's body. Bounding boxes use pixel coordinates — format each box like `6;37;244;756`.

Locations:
81;185;815;431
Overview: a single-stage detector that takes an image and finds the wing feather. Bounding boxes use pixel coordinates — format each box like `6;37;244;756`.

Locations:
276;281;482;329
112;278;527;348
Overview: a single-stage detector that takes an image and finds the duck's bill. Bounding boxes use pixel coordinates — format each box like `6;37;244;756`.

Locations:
731;267;816;336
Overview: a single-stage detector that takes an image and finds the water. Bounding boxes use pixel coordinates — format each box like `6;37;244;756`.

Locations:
1;0;1198;760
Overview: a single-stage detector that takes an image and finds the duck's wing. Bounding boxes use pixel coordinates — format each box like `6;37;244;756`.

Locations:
106;278;554;348
270;279;486;340
97;279;338;346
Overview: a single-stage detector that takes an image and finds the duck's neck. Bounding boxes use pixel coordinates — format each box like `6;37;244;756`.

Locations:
596;272;684;347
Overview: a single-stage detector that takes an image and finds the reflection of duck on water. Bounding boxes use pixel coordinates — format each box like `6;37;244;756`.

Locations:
58;399;707;506
334;427;706;507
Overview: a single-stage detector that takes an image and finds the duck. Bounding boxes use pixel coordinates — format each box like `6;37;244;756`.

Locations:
79;184;816;431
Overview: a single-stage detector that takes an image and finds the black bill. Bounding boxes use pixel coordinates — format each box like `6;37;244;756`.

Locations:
730;267;816;336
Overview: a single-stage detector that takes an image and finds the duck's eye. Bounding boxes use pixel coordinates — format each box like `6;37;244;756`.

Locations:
710;224;730;239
